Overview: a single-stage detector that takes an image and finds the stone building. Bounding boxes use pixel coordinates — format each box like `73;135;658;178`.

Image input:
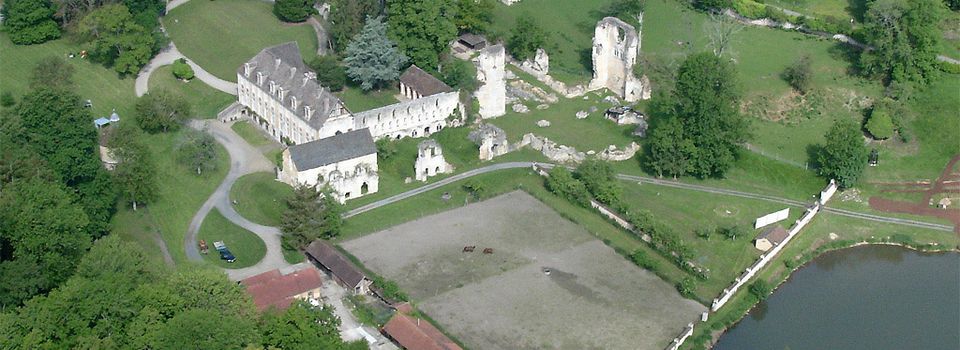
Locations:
475;44;506;119
589;17;651;102
305;240;373;295
399;65;452;100
414;139;453;181
469;124;509;161
277;128;379;202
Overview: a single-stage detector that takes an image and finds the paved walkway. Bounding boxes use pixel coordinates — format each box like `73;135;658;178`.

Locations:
135;42;237;97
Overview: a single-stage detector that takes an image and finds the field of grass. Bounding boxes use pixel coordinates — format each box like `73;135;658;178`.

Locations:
336;86;399;112
110;130;231;264
765;0;858;20
490;0;618;84
0;33;137;121
147;65;235;118
198;209;267;268
163;0;318;82
230;172;293;226
232;121;275;148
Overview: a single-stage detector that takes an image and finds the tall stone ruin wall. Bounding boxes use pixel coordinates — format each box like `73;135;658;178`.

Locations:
589;16;651;102
475;44;506;119
353;91;461;140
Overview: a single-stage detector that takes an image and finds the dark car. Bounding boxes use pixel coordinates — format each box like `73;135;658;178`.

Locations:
213;241;236;263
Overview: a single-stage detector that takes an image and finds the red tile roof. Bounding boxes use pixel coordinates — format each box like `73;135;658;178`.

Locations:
383;314;462;350
242;267;322;311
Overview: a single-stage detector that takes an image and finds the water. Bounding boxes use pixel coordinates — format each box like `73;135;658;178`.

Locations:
714;245;960;350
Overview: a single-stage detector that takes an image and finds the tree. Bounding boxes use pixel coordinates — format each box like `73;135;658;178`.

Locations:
387;0;458;70
462;179;487;198
749;280;772;300
172;58;194;80
260;301;350;349
608;0;645;22
865;108;895;140
441;57;479;92
782;55;813;94
273;0;313;23
108;125;157;210
176;128;219;175
629;249;657;270
135;89;192;133
307;55;347;91
818;119;868;188
4;0;61;44
328;0;381;52
78;4;161;75
155;309;260;349
676;277;696;298
859;0;945;85
0;92;15;108
717;224;745;240
705;13;742;59
646;116;694;178
281;185;344;249
30;56;75;90
545;167;591;207
344;16;407;90
454;0;494;34
507;16;547;61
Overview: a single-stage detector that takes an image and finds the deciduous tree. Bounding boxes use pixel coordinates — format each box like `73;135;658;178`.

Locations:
507;16;547;61
865;108;895;140
344;16;407;90
176;128;219;175
260;301;351;349
454;0;494;34
328;0;381;52
387;0;458;70
817;119;868;188
273;0;313;23
308;55;347;91
78;4;161;75
30;56;75;90
860;0;945;85
646;116;694;178
782;55;813;94
172;58;194;80
4;0;61;44
135;89;192;133
108;125;157;210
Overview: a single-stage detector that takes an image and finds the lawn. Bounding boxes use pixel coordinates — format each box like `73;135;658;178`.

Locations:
494;91;638;153
147;65;236;118
0;33;137;121
490;0;618;84
198;208;267;268
336;86;399;112
232;121;275;148
110;129;231;264
230;172;293;227
163;0;318;82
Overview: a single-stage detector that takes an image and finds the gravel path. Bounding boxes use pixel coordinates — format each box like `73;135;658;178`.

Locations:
135;42;237;97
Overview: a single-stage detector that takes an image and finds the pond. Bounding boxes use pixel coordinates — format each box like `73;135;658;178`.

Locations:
714;245;959;350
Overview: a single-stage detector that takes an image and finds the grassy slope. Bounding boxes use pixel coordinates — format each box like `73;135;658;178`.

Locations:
229;172;293;227
232;121;274;148
163;0;318;82
0;33;137;121
198;209;267;268
336;86;400;112
110;131;230;264
147;65;236;118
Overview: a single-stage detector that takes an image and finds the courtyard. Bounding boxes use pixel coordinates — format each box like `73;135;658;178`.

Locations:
341;191;706;350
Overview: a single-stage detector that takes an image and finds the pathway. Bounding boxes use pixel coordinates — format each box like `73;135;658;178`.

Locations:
307;17;330;56
135;42;237;97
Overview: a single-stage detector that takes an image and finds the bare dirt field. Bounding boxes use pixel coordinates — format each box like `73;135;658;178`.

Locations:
342;191;706;350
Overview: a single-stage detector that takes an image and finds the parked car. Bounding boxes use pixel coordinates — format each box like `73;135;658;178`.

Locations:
213;241;236;263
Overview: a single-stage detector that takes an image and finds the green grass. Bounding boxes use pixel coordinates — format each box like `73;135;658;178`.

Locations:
282;247;305;264
110;130;231;264
0;32;137;122
231;121;275;148
764;0;856;21
198;208;267;268
229;172;294;227
336;86;399;112
495;91;637;152
163;0;318;82
147;65;236;118
490;0;618;84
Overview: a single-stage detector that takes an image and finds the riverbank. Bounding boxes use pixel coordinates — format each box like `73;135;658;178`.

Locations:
683;224;959;350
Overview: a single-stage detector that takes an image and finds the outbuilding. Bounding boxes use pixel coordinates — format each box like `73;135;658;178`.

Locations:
305;240;372;295
754;225;789;252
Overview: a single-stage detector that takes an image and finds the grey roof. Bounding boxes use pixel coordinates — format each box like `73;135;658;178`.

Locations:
458;33;486;47
288;128;376;170
758;225;789;245
239;42;349;129
305;240;368;289
400;65;453;97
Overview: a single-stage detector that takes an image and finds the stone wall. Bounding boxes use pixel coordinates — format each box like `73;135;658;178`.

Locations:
353;91;460;140
414;139;453;181
278;150;379;203
475;44;507;119
468;124;509;161
588;16;651;102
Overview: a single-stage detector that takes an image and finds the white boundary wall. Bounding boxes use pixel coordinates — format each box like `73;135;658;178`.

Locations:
754;208;790;229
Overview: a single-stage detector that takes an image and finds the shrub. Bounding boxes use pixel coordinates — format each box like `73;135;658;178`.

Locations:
732;0;767;19
507;17;547;61
273;0;313;22
717;224;745;240
939;60;960;74
695;226;713;240
629;249;658;270
676;277;697;299
782;55;813;94
545;167;591;207
372;276;408;302
0;92;15;108
172;58;195;80
865;108;895;140
749;280;772;300
463;179;487;199
375;138;398;160
307;55;347;91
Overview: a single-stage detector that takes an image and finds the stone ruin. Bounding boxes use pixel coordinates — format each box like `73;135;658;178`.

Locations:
500;0;521;5
468;124;509;161
588;16;651;102
475;44;506;119
414;139;453;181
519;48;549;79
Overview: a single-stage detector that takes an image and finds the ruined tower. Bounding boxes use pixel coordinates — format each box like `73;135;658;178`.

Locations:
475;44;506;119
589;16;651;102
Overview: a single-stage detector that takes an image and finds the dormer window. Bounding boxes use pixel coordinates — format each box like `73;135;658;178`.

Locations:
278;87;285;100
304;106;313;120
290;96;298;109
256;72;264;85
269;81;277;94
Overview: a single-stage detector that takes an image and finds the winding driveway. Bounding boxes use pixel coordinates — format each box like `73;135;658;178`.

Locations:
135;42;238;97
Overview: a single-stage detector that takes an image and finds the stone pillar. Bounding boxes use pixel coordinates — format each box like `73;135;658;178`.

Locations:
475;44;506;119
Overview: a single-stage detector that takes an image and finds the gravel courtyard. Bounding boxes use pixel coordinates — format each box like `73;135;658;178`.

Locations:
342;191;706;350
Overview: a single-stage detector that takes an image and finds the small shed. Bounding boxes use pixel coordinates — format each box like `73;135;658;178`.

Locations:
938;198;952;209
755;225;789;252
458;33;486;50
605;106;644;125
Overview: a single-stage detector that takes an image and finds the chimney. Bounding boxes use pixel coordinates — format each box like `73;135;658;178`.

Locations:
274;58;282;70
244;63;252;77
289;67;297;80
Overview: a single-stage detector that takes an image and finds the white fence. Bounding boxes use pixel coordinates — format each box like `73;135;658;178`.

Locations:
754;208;790;229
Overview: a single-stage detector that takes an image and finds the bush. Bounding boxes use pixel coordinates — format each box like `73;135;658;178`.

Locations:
717;224;746;240
372;276;408;302
507;16;547;61
732;0;767;19
629;249;658;270
307;55;347;91
865;108;894;140
0;92;15;108
172;58;195;80
375;138;398;160
463;179;487;199
441;58;478;93
749;280;771;300
695;226;713;240
939;60;960;74
782;55;813;94
273;0;313;22
676;277;697;299
545;167;591;207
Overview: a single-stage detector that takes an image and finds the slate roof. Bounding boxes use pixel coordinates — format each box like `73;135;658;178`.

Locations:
758;225;789;246
305;240;368;289
399;65;453;97
239;42;349;129
383;314;463;350
458;33;486;48
241;267;323;311
287;128;376;171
